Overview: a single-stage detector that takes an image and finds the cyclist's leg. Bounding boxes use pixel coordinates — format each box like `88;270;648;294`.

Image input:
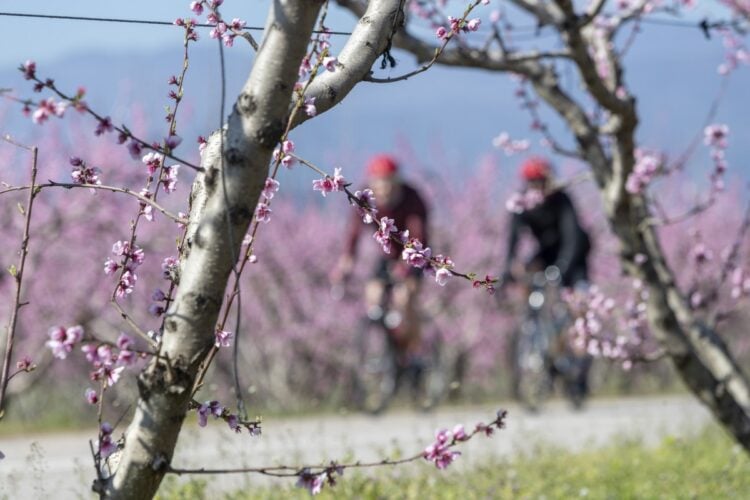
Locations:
365;259;389;319
391;275;422;356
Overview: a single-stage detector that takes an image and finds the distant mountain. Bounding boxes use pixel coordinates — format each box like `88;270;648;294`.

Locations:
2;23;748;190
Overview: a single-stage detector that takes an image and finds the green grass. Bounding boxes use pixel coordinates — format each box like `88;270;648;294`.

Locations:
158;427;750;499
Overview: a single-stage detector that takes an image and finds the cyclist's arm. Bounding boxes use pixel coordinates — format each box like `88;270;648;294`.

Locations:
504;213;522;276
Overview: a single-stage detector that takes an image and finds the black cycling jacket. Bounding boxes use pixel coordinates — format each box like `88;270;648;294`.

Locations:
504;190;591;283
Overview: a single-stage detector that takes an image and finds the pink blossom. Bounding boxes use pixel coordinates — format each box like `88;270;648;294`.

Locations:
99;423;116;458
21;60;36;80
85;388;99;405
423;428;461;469
115;270;137;297
230;18;246;30
198;135;207;155
215;329;233;348
165;134;182;150
197;400;223;426
96;365;124;387
704;124;729;148
255;202;272;223
436;26;448;39
15;356;33;371
162;256;179;280
467;18;481;31
373;217;397;254
142;152;165;175
322;56;338;72
296;469;327;495
227;414;241;432
190;1;204;15
352;189;377;224
94;116;113;136
46;325;84;359
116;333;134;351
127;140;143;159
434;267;452;286
222;34;236;47
402;239;432;269
452;424;468;441
312;169;345;197
104;258;120;275
304;97;317;117
299;56;312;77
70;158;102;186
262;177;280;200
161;165;180;193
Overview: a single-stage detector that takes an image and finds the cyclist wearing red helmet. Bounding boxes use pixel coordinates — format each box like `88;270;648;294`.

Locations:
503;156;591;288
333;154;429;356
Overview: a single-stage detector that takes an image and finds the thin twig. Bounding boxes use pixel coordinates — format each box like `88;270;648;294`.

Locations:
0;139;38;417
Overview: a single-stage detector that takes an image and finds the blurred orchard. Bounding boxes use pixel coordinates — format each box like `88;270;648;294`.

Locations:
2;111;748;416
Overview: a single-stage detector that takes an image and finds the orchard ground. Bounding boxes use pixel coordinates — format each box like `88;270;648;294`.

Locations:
0;394;725;498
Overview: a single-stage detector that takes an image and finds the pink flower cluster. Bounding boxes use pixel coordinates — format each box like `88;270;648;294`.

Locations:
625;149;663;195
350;188;377;224
99;422;117;459
704;124;729;192
161;256;180;282
82;333;136;387
373;216;399;254
104;241;145;298
296;469;332;496
436;16;481;40
262;177;280;200
492;132;530;156
298;26;336;79
718;30;749;75
429;254;455;286
46;325;84;359
423;426;464;469
195;400;258;434
69;156;102;186
214;329;233;347
29;97;67;124
273;140;296;169
402;239;432;269
173;17;200;42
312;168;346;197
564;284;649;370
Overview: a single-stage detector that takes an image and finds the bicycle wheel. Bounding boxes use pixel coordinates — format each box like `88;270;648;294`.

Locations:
352;319;398;414
513;317;551;412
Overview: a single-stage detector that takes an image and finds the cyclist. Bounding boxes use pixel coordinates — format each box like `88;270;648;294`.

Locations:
332;154;429;362
501;156;593;403
502;156;591;288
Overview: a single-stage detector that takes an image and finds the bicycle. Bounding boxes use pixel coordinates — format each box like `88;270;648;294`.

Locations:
506;266;590;412
349;279;447;415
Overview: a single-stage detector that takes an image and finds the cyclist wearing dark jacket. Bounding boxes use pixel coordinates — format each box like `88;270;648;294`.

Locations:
503;156;591;288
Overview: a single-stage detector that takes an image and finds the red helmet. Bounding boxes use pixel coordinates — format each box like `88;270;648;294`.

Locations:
520;156;551;181
366;154;399;178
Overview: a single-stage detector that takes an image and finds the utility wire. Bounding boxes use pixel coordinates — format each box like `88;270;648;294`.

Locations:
0;10;738;37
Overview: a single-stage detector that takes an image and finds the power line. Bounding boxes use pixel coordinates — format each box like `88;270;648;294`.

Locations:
0;11;354;36
0;10;735;39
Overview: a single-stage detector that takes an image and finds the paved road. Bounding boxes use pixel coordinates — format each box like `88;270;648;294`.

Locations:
0;395;712;498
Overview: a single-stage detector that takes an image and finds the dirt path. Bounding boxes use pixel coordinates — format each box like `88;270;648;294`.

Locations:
0;394;712;498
